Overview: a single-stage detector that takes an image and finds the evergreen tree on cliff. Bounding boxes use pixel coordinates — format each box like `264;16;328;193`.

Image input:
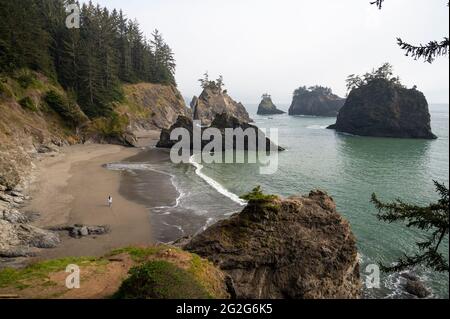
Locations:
0;0;177;118
371;0;449;63
372;182;449;273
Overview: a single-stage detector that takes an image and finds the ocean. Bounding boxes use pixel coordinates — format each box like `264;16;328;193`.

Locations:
113;103;449;299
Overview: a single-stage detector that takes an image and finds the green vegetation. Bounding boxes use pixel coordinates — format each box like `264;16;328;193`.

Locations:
346;63;403;92
371;1;449;63
110;246;167;262
90;112;129;138
114;260;212;299
16;70;37;89
0;80;14;99
372;181;449;273
0;0;176;119
0;257;101;289
293;85;335;98
198;72;225;92
44;90;87;127
241;186;278;204
19;96;38;112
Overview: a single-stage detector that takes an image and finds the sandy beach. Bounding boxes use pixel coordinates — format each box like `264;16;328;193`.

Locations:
26;131;167;261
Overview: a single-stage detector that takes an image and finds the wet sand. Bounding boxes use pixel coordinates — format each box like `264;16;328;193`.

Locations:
26;133;177;260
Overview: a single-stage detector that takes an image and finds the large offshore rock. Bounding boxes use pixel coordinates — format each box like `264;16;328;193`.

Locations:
157;114;283;152
289;86;345;117
328;79;437;139
191;88;252;126
257;94;285;115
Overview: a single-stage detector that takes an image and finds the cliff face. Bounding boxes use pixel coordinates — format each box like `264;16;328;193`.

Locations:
0;71;187;190
191;88;252;126
328;79;437;139
257;95;285;115
0;72;87;190
120;83;189;130
289;88;345;117
185;190;361;299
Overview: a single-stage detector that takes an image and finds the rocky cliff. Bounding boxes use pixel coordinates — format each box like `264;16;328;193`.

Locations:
289;86;345;117
119;83;189;130
184;188;361;299
327;79;437;139
157;113;284;152
0;71;187;191
257;94;285;115
191;88;252;126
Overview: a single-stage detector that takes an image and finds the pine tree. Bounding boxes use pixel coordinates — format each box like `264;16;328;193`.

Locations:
371;182;449;273
371;0;449;63
0;0;177;117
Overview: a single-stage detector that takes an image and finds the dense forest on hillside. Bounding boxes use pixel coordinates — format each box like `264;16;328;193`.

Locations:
0;0;176;118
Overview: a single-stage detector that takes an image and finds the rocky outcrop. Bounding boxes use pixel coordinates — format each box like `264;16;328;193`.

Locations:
289;86;345;117
184;189;361;299
122;83;190;130
0;213;60;257
401;273;431;298
257;94;285;115
157;114;284;152
327;79;437;139
1;186;60;258
49;224;110;238
191;88;252;126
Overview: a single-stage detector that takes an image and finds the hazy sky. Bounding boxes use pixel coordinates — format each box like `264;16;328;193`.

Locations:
83;0;449;104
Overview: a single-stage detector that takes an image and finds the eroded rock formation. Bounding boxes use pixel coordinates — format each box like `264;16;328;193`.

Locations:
257;94;285;115
184;189;362;299
289;86;345;117
191;88;252;126
327;79;437;139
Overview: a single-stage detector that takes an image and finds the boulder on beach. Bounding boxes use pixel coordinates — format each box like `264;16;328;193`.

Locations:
184;188;362;299
289;86;345;117
257;94;285;115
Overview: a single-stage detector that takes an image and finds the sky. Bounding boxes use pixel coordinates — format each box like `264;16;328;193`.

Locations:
82;0;449;104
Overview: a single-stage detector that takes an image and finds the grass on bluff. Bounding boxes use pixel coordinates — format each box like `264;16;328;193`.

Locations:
0;257;104;290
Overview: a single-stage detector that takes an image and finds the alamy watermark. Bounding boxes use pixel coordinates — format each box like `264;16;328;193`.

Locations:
65;4;80;29
169;121;279;175
65;264;80;289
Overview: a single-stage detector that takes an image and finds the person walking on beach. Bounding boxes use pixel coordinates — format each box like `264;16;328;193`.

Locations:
108;196;113;208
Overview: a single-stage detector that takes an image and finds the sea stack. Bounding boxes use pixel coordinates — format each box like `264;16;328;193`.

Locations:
191;87;251;126
157;114;284;152
328;79;437;139
289;86;345;117
257;94;285;115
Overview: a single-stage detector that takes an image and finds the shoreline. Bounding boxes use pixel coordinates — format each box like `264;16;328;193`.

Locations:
22;131;173;262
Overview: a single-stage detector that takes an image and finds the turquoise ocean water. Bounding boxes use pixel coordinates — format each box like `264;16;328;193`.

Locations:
117;103;449;299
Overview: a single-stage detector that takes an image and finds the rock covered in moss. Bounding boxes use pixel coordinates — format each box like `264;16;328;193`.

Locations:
185;189;361;299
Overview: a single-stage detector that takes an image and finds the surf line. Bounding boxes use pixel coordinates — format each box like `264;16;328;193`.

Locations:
188;155;247;206
105;162;185;211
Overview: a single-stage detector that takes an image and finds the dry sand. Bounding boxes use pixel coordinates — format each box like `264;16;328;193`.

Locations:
26;132;165;261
